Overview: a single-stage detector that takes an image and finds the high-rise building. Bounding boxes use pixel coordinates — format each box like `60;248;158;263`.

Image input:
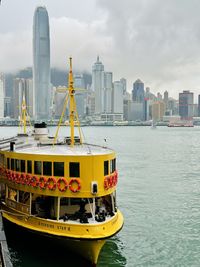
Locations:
13;78;34;119
0;73;5;118
92;56;104;114
179;90;193;119
74;74;86;118
152;101;165;121
33;6;50;120
164;91;168;106
120;78;127;95
132;79;144;102
198;95;200;117
104;72;113;113
113;81;123;114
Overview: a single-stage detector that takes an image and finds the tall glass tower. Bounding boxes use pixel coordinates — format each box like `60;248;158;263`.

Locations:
33;6;50;120
92;56;104;114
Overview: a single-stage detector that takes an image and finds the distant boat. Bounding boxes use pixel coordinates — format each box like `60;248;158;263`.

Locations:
151;120;157;129
168;120;194;127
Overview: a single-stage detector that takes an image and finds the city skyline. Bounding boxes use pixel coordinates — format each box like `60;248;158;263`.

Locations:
1;1;200;98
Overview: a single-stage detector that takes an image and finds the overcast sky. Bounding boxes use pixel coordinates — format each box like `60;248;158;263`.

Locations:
1;0;200;99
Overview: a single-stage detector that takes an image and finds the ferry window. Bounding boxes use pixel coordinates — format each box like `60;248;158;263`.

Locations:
110;158;116;173
34;161;42;175
11;159;15;171
27;160;32;174
104;161;109;176
15;159;20;172
21;160;25;173
43;162;52;176
54;162;64;177
69;162;80;177
19;191;30;204
7;158;10;169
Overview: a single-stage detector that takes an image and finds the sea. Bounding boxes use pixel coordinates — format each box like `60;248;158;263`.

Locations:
1;126;200;267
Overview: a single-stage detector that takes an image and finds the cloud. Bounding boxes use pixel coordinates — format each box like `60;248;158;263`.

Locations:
96;0;200;98
1;0;200;99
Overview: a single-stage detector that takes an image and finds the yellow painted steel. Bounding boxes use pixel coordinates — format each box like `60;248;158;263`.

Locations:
2;206;123;264
53;58;83;146
1;151;116;197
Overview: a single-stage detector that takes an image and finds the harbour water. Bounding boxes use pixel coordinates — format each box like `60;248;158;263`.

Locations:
1;126;200;267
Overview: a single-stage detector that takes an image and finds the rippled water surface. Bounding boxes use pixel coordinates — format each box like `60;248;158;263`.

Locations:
2;126;200;267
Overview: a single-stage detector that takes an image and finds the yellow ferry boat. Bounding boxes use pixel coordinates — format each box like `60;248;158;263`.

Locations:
0;58;124;266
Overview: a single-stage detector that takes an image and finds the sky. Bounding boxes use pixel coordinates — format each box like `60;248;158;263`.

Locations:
1;0;200;100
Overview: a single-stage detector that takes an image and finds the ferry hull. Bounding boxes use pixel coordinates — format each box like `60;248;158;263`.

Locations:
1;205;123;265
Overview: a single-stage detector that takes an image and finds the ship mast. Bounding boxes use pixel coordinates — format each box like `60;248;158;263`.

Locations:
69;57;75;146
54;57;82;146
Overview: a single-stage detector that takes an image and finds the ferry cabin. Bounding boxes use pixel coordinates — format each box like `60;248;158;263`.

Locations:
0;138;118;225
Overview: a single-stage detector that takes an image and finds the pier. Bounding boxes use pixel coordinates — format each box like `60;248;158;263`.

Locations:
0;213;12;267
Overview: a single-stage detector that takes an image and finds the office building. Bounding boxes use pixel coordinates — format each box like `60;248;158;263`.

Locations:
33;6;50;120
104;72;113;113
120;78;127;94
152;101;165;121
0;73;5;118
179;90;193;119
13;78;34;119
132;79;144;102
92;56;104;114
113;81;123;114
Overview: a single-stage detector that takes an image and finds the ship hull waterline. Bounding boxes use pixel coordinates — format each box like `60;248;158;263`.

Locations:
1;206;123;265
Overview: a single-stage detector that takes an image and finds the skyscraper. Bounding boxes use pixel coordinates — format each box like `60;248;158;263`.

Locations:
0;73;5;118
13;78;34;119
132;79;144;102
179;90;193;119
92;56;104;114
33;6;50;120
104;72;113;113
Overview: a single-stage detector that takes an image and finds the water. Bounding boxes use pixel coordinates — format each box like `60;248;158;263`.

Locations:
1;126;200;267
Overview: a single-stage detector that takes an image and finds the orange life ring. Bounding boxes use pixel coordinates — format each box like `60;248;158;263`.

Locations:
47;177;57;190
7;170;11;180
15;172;21;184
25;174;32;186
69;178;81;193
31;176;39;188
57;177;68;192
108;176;114;188
39;176;47;190
11;172;16;182
104;177;109;190
20;173;26;185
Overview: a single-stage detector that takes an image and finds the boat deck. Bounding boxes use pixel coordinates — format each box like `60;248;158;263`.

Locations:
0;135;113;156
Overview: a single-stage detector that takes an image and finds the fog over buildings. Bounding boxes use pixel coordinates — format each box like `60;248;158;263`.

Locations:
1;1;200;98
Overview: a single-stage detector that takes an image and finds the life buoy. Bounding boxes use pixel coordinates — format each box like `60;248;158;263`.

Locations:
57;177;68;192
108;175;113;187
25;174;32;186
11;172;16;182
7;170;11;180
69;178;81;193
15;172;21;184
39;176;47;190
31;176;39;188
104;177;109;190
20;173;26;185
47;177;57;190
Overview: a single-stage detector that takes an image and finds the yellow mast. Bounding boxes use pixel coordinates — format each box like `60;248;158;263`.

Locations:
53;57;82;146
69;57;75;146
22;94;27;134
19;91;32;135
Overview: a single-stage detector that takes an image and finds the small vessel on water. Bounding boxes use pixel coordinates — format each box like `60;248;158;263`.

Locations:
151;119;157;129
0;58;123;266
